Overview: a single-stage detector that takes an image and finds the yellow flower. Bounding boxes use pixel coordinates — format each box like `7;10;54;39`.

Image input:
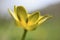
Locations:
8;5;51;31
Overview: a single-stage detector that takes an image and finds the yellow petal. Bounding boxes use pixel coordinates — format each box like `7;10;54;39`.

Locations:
26;16;44;31
14;5;17;13
17;6;28;23
26;24;38;31
27;13;31;17
38;15;51;25
8;9;19;22
28;11;40;26
36;16;44;23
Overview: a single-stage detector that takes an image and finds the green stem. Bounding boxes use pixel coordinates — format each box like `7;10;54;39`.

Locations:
21;29;27;40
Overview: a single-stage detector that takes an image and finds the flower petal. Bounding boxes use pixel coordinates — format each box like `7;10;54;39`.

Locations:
17;6;28;23
27;23;38;31
38;15;51;25
8;9;19;22
28;11;40;26
26;16;44;30
27;13;31;17
14;5;17;13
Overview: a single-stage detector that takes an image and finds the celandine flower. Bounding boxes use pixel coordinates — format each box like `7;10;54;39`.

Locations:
8;5;51;40
8;5;51;31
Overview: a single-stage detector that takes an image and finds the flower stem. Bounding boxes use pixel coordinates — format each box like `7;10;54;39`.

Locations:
21;29;27;40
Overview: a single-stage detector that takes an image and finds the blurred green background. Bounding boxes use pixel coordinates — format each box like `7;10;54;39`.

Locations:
0;0;60;40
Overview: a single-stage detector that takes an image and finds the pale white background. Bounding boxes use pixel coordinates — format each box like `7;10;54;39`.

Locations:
0;0;60;17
